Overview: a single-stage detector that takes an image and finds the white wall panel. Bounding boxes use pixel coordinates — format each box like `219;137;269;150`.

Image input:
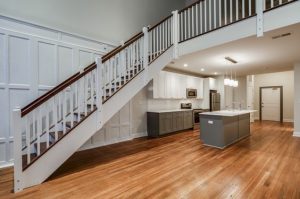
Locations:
0;143;6;164
38;41;56;86
8;36;31;85
9;89;30;137
58;46;73;83
0;89;7;138
0;33;4;83
8;141;13;161
79;50;93;70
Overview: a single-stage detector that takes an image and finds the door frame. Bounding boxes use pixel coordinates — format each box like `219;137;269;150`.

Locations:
259;86;283;123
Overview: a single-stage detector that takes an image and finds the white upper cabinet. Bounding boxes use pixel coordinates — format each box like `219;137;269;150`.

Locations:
209;78;217;90
153;71;166;98
153;71;203;99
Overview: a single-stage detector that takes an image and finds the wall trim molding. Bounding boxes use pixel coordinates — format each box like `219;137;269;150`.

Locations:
0;13;117;47
293;131;300;137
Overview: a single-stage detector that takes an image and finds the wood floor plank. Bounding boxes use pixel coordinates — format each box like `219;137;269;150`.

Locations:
0;121;299;199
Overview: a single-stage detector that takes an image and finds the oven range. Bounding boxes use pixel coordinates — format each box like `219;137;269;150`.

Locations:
180;103;209;130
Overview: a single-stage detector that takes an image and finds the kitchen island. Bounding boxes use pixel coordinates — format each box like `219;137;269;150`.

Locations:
199;110;256;149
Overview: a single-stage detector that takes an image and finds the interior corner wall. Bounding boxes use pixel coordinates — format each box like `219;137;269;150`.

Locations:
294;63;300;136
0;0;185;44
233;76;247;109
253;70;294;122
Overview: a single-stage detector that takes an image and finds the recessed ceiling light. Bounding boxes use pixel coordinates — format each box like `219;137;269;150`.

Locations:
201;68;205;72
214;72;218;75
183;64;188;67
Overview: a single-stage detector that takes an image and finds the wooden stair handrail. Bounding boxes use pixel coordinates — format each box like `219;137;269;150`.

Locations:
102;32;144;63
148;14;173;32
21;62;97;117
102;31;144;60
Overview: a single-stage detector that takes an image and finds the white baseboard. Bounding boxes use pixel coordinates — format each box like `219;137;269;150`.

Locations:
283;119;294;123
0;162;13;169
293;132;300;137
253;117;294;123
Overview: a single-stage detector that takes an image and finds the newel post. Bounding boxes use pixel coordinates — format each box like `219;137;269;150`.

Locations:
256;0;264;37
12;107;23;192
95;57;103;129
172;10;179;59
142;27;149;85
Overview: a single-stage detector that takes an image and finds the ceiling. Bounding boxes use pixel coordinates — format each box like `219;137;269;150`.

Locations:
168;23;300;77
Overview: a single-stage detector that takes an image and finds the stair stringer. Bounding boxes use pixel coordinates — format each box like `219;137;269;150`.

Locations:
18;110;100;190
102;46;174;125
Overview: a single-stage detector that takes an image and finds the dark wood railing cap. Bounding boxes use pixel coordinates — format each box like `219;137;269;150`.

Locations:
102;32;144;63
148;14;173;31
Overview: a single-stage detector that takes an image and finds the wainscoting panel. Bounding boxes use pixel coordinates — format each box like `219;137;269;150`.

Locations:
0;15;114;168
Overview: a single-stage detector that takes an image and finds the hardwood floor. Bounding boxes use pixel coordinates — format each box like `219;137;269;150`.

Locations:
1;121;300;199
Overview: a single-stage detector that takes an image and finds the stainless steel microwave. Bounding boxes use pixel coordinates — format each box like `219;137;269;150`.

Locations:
186;88;197;98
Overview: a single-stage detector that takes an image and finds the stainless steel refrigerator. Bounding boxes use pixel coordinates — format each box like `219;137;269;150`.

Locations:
210;91;221;112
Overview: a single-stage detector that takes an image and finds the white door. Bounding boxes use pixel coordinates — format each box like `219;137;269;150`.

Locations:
261;88;281;121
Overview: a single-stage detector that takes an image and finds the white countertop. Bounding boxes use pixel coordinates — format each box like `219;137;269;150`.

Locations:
148;109;193;113
199;110;257;117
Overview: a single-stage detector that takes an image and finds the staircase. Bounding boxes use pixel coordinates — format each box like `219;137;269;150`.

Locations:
11;0;299;192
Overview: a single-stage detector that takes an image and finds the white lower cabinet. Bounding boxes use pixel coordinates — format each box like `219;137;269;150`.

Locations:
153;71;204;99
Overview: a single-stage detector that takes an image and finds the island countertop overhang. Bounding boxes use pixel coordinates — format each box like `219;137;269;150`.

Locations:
199;110;257;117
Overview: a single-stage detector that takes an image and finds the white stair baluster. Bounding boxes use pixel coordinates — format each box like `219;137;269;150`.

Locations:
225;0;228;24
53;96;58;141
230;0;233;23
25;115;30;164
249;0;252;15
185;10;187;40
242;0;245;18
200;2;203;34
236;0;239;21
36;108;41;156
209;0;212;30
204;0;207;32
70;84;74;127
192;6;194;37
196;3;199;36
63;90;67;134
84;76;88;116
214;0;216;29
46;102;50;148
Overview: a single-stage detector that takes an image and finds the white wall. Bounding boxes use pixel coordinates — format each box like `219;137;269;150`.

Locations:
253;71;294;122
0;0;185;44
233;76;247;109
294;63;300;137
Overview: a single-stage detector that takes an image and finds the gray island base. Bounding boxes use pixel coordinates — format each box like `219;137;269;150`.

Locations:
199;110;255;149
